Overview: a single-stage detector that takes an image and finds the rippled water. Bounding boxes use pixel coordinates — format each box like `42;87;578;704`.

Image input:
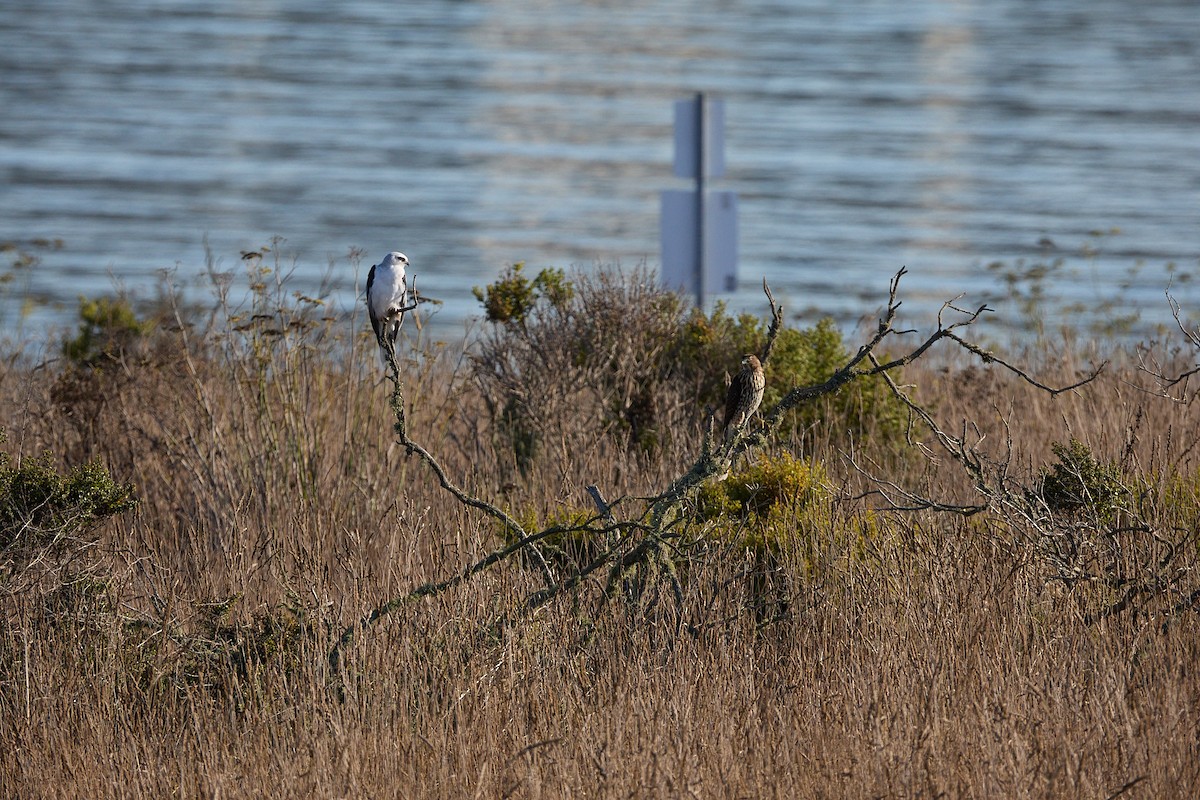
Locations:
2;0;1199;344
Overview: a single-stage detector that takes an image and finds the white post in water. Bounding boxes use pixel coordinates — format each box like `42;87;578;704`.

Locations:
661;92;737;310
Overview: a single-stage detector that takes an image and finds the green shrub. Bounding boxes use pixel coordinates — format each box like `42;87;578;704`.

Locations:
1036;438;1129;522
472;262;574;327
0;432;136;569
696;451;832;551
62;294;155;366
471;264;909;466
692;451;888;621
1156;467;1200;532
675;305;908;444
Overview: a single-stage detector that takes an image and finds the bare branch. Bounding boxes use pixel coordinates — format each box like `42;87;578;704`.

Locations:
1170;292;1200;349
330;265;1122;695
758;279;785;368
843;447;989;516
1136;293;1200;396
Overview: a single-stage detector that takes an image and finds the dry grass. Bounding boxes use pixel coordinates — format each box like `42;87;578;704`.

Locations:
1;269;1198;799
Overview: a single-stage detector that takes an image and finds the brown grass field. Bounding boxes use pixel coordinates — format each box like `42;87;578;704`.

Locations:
1;265;1198;798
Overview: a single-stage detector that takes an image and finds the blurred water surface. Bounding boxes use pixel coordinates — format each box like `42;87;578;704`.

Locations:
2;0;1199;344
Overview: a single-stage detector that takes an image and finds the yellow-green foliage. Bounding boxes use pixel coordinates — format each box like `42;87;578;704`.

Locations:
62;294;155;365
674;301;763;362
472;262;574;326
695;451;886;593
697;451;833;553
501;505;606;570
1036;438;1130;522
472;266;908;467
0;432;136;562
677;305;909;444
1148;467;1200;536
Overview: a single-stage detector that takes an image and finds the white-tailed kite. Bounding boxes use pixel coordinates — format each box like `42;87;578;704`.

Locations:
366;251;409;364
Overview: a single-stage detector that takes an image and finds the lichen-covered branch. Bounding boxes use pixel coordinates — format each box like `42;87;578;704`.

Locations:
329;266;1107;688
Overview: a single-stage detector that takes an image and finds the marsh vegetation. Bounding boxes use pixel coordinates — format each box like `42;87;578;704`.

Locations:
1;253;1198;798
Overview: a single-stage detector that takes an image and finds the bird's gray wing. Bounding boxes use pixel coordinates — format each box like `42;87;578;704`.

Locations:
366;265;386;345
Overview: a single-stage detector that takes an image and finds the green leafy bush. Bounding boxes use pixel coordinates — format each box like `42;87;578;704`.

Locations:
0;431;136;571
692;451;885;621
470;264;909;467
62;295;155;366
1036;438;1129;522
472;262;574;327
696;451;832;551
676;306;908;443
498;505;606;573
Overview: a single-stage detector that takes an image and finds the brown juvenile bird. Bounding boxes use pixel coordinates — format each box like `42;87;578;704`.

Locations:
723;354;765;439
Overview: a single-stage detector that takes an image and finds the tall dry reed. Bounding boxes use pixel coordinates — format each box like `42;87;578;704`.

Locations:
0;265;1197;798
